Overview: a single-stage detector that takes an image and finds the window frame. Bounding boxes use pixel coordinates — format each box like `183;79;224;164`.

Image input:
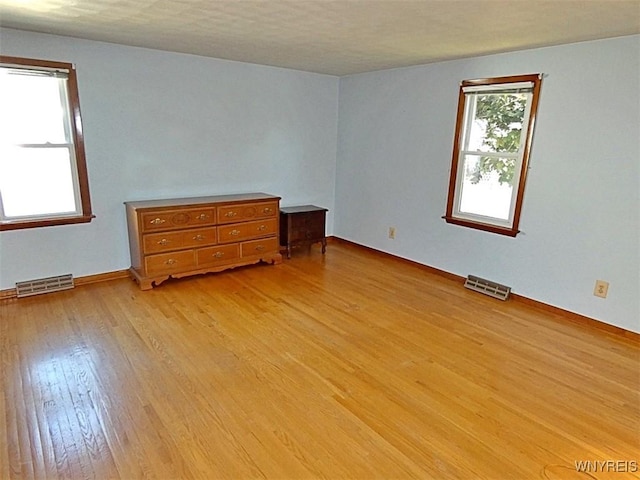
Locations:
0;55;94;231
444;73;542;237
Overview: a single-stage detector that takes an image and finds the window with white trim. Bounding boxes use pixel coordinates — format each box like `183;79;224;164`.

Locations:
444;74;542;237
0;56;93;231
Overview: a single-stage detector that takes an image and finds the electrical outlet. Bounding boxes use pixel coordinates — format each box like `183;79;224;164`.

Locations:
388;227;396;239
593;280;609;298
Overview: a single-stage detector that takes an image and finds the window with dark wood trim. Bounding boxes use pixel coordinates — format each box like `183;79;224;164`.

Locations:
0;55;93;231
444;73;543;237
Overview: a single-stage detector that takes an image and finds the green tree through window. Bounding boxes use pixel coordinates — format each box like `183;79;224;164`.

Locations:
470;93;526;185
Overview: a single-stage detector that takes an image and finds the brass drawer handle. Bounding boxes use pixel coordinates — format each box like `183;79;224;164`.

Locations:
150;218;166;225
157;239;170;245
192;234;205;241
195;213;208;221
255;245;265;251
229;229;240;236
257;224;267;231
165;259;177;265
224;211;237;218
263;207;273;214
213;251;225;258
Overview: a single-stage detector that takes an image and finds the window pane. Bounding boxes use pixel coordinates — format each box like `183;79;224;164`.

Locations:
0;70;68;145
0;146;77;217
466;93;527;153
459;154;513;221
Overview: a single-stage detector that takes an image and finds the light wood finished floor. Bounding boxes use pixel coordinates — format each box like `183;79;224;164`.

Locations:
1;242;638;480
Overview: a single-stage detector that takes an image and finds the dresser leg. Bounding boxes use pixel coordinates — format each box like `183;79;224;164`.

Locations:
287;244;291;259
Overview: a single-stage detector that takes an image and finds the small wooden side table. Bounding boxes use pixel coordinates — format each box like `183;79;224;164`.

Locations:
279;205;328;259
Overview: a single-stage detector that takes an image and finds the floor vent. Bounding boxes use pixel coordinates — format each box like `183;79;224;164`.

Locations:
464;275;511;301
16;274;74;298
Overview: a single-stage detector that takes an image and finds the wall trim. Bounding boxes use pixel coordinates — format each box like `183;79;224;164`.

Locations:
2;241;637;342
330;236;639;341
0;270;130;300
75;270;131;286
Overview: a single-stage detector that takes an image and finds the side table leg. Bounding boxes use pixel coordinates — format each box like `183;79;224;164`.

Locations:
322;238;327;254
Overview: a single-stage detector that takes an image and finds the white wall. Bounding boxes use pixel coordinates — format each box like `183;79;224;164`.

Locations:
1;29;638;334
336;36;640;333
0;29;339;289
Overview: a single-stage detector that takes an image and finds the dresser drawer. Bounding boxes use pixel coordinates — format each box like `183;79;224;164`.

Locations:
196;244;240;266
181;227;217;248
241;237;279;257
290;210;325;229
145;250;195;275
143;231;185;254
217;201;278;224
218;218;278;243
288;227;325;243
143;227;217;254
141;208;216;232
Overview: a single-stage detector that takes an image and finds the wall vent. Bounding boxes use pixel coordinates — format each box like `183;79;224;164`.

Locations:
16;274;74;298
464;275;511;301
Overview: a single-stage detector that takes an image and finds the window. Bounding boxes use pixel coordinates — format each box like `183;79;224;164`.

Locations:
444;74;542;236
0;56;93;231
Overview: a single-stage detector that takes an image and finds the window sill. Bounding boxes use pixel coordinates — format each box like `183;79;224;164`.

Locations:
0;214;95;231
442;215;519;237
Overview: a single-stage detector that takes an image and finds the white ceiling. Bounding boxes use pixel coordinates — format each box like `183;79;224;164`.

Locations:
1;0;639;76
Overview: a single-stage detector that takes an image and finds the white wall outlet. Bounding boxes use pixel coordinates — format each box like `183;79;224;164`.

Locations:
593;280;609;298
388;227;396;239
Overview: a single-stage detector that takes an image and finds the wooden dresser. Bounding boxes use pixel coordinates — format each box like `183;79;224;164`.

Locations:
125;193;282;290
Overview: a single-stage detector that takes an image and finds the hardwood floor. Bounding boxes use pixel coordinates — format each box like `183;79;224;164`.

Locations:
1;241;638;479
